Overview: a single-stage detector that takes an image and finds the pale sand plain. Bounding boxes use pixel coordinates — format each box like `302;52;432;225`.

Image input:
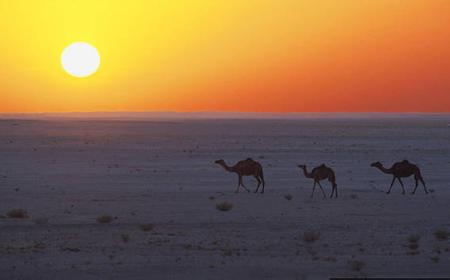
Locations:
0;115;449;279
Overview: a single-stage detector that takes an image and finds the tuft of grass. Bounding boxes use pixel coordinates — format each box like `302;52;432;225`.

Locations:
121;234;130;243
32;217;49;225
303;231;320;243
96;215;113;224
407;234;421;243
434;229;449;241
6;209;28;219
284;194;293;201
349;260;366;272
430;256;440;263
140;223;155;232
407;243;419;250
216;202;233;211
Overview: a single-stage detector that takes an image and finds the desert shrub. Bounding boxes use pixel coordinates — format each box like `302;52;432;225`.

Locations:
408;243;419;250
408;234;421;243
430;256;440;263
6;209;28;218
303;231;320;243
434;229;449;241
121;234;130;243
32;217;49;225
284;194;293;201
349;260;366;271
97;215;113;224
216;202;233;211
140;223;155;232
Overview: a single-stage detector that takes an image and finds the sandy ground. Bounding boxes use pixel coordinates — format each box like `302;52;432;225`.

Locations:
0;117;449;279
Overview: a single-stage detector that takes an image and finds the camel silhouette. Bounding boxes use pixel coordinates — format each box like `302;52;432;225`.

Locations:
298;164;338;198
371;160;428;194
215;158;265;193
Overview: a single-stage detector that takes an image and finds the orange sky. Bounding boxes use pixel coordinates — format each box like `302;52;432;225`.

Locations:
0;0;449;113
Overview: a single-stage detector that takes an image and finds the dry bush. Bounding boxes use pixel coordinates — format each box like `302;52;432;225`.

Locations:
349;260;366;271
434;229;449;241
140;223;155;232
97;215;113;224
408;234;421;243
6;209;28;218
303;231;320;243
216;202;233;211
32;217;49;225
284;194;293;201
408;243;419;250
121;234;130;243
430;256;440;263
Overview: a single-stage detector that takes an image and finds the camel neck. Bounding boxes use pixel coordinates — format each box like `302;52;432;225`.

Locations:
219;162;234;173
377;165;393;174
301;166;312;178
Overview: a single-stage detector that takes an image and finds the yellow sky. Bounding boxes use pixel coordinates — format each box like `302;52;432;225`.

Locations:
1;0;449;112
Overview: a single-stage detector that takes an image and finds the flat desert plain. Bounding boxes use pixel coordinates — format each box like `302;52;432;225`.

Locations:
0;116;449;279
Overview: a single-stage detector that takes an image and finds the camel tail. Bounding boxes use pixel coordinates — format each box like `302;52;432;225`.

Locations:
328;169;337;188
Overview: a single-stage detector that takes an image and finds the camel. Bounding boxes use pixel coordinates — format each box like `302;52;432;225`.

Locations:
215;158;265;193
298;164;338;198
371;160;428;194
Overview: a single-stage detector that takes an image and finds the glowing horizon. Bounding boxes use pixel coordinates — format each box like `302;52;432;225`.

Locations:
0;0;449;113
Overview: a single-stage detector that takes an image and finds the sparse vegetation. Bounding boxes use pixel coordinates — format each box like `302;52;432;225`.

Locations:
303;230;320;243
430;256;440;263
407;234;421;243
284;194;293;201
140;223;155;232
407;243;419;250
434;229;449;241
349;260;366;271
216;202;233;211
6;208;28;218
32;217;49;225
121;234;130;243
96;215;113;224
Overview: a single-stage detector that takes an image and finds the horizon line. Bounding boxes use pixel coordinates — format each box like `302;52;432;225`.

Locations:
1;111;450;121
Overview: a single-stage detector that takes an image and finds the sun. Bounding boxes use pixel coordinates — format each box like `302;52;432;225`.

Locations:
61;42;100;78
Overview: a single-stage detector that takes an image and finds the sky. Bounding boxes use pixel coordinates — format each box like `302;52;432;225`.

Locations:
0;0;449;113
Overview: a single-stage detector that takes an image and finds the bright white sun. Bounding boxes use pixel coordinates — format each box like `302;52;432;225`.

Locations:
61;42;100;78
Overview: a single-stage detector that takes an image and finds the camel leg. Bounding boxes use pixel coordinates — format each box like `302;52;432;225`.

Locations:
387;177;396;194
397;178;406;195
260;176;265;194
240;178;251;193
235;176;242;193
317;181;327;199
254;175;261;193
412;179;419;194
330;184;337;198
420;177;428;194
311;181;317;198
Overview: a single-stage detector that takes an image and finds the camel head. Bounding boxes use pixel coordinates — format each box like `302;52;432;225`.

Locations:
370;161;382;168
215;159;225;165
297;164;306;169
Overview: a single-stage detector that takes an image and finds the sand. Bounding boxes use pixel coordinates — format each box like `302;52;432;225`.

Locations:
0;116;449;279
